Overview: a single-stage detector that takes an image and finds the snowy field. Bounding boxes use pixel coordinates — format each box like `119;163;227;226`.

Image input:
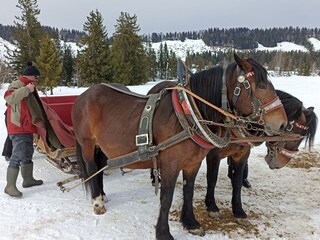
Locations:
0;76;319;240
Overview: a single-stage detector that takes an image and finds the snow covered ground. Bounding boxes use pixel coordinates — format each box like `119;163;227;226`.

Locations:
0;76;319;240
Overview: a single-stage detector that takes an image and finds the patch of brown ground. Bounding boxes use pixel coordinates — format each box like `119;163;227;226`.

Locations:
170;199;260;238
287;149;320;168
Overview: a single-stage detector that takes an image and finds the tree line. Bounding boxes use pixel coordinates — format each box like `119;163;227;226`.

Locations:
142;27;320;49
2;24;320;50
0;0;319;91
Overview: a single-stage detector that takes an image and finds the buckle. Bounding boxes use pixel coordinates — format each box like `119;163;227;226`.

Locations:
136;134;149;146
243;80;251;89
234;86;241;96
286;121;294;132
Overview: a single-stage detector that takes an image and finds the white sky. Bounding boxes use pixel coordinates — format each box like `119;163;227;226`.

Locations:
0;0;320;34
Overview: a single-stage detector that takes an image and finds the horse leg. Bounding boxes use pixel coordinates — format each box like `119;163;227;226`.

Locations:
181;163;205;236
230;151;251;226
95;147;108;199
205;149;222;219
156;164;180;240
81;141;106;215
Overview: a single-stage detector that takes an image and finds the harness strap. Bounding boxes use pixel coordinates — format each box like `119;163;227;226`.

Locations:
136;93;161;160
60;128;193;193
221;68;229;112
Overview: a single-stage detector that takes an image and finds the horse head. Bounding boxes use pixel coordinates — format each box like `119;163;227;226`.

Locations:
227;53;288;135
265;90;318;169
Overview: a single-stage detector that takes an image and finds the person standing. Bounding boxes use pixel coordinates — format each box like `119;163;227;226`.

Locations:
4;62;43;198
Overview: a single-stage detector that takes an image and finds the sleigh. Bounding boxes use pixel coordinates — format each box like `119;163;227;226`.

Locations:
34;95;79;174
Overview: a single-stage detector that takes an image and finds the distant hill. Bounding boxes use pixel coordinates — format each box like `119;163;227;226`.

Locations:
2;36;320;63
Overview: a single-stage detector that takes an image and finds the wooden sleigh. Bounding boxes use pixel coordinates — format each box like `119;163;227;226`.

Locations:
34;95;79;174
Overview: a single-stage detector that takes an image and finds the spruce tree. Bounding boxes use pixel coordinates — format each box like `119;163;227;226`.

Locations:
76;9;111;86
7;0;44;74
145;41;157;81
35;34;62;95
167;50;177;79
110;12;148;85
158;43;165;79
61;44;75;86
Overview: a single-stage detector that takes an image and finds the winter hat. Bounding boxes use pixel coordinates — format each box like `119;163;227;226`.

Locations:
22;61;40;76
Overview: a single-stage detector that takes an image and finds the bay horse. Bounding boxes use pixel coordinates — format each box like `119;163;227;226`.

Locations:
71;54;287;240
205;89;318;226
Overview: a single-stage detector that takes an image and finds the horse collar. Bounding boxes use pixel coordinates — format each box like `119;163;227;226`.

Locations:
172;88;231;149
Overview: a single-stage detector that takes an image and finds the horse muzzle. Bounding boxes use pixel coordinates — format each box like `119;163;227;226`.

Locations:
264;153;289;169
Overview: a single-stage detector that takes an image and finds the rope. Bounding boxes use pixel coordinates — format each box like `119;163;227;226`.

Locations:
229;133;302;143
166;86;237;120
61;163;110;192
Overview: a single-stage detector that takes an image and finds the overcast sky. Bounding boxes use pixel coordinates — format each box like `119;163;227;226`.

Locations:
0;0;319;35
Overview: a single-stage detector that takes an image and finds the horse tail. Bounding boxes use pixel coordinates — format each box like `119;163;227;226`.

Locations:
76;141;90;194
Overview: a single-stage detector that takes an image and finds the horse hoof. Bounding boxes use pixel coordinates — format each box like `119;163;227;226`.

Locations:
208;211;223;220
188;227;205;236
235;217;251;227
92;195;106;214
94;205;106;215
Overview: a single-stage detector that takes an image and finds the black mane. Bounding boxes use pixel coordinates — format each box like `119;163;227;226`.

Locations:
189;66;223;122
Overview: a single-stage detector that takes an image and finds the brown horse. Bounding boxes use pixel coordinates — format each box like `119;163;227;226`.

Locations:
71;54;287;240
205;89;318;226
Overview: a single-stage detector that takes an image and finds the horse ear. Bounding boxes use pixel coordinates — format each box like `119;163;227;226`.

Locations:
234;53;242;65
234;53;252;71
177;58;190;86
307;106;314;112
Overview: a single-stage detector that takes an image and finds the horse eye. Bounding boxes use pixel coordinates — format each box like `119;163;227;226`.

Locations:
258;83;266;89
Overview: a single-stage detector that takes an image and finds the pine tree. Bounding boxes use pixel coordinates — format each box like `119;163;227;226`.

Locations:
61;44;75;86
144;40;157;81
35;34;62;95
6;0;44;74
158;43;165;79
110;12;148;85
76;9;111;86
167;50;177;79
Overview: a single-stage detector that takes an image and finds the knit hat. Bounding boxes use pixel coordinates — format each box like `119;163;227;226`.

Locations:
22;61;40;76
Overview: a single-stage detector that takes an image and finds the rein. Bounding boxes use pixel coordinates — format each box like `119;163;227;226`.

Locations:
166;85;237;120
167;85;282;134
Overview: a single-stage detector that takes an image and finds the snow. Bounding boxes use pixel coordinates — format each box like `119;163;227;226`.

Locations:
308;37;320;51
0;75;319;240
151;39;213;60
256;42;309;52
0;37;15;62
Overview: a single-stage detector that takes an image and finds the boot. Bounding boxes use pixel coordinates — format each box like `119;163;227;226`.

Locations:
243;179;252;189
4;167;22;197
21;163;43;188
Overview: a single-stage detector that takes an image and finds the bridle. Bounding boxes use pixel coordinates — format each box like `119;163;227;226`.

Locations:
231;68;284;132
170;65;285;149
266;119;309;160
